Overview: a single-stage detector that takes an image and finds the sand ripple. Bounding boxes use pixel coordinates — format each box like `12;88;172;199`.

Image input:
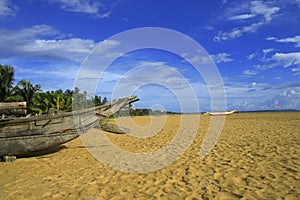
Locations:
1;112;299;199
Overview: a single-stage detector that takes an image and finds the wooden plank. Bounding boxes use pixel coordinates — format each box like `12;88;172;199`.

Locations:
0;102;26;109
0;102;27;115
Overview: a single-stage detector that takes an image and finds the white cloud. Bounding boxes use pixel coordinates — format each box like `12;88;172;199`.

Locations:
182;52;233;64
210;53;233;63
267;35;300;47
15;63;76;78
0;25;98;62
214;22;263;42
292;68;300;72
243;69;257;75
138;61;166;67
247;53;256;60
181;53;212;64
250;1;280;22
246;49;277;68
91;61;201;112
292;67;300;75
228;14;255;20
271;88;300;109
23;38;96;62
262;48;274;60
223;77;300;110
119;63;191;90
262;48;274;53
294;0;300;7
252;51;300;71
272;52;300;68
214;1;280;42
0;25;58;45
50;0;111;18
266;36;276;41
0;0;17;17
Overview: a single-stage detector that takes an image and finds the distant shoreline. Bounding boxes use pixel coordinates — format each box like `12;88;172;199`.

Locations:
226;109;300;113
176;109;300;115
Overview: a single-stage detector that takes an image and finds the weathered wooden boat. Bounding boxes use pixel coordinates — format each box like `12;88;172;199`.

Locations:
0;102;27;118
205;110;238;116
0;96;138;158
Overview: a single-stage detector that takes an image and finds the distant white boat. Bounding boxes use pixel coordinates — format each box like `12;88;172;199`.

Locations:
205;110;238;116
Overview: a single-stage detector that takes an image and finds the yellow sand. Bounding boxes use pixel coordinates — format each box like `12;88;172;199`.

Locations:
0;112;299;199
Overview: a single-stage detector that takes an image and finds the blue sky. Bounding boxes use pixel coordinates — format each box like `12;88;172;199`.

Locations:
0;0;300;112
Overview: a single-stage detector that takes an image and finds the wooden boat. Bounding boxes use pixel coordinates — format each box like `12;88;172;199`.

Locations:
0;102;27;118
205;110;237;116
0;96;138;158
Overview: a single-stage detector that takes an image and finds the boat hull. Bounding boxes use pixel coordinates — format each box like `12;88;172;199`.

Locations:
0;130;79;157
0;96;139;157
0;112;97;157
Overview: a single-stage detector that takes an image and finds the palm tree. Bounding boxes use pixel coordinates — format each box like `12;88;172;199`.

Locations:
49;89;73;111
0;64;15;102
102;97;108;105
72;87;88;110
12;80;41;112
31;92;51;114
61;91;73;111
32;89;73;114
92;95;102;105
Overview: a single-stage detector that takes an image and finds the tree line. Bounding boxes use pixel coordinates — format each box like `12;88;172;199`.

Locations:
1;64;176;117
0;64;108;115
114;108;172;117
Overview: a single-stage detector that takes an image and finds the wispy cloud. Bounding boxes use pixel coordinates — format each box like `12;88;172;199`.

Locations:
0;0;17;17
243;69;258;75
262;48;274;53
210;53;233;63
250;1;280;22
267;35;300;47
247;52;257;60
0;25;97;62
292;67;300;75
50;0;111;18
247;49;300;77
23;38;96;62
228;14;255;20
295;0;300;7
221;0;228;5
262;48;274;60
248;48;274;62
181;53;211;65
214;1;280;42
223;77;300;110
272;52;300;68
182;52;233;64
249;50;300;71
87;60;203;112
115;62;192;91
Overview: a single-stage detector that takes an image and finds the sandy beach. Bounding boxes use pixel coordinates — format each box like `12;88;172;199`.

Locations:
1;112;299;199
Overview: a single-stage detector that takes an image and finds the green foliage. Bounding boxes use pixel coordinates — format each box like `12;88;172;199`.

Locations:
5;95;24;102
91;95;109;106
31;90;73;114
0;65;109;115
72;87;89;110
102;97;108;105
12;79;41;112
92;95;102;105
0;64;15;102
114;108;167;117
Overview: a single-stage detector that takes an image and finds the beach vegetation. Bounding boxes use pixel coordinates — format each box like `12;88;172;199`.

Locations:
0;65;108;115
